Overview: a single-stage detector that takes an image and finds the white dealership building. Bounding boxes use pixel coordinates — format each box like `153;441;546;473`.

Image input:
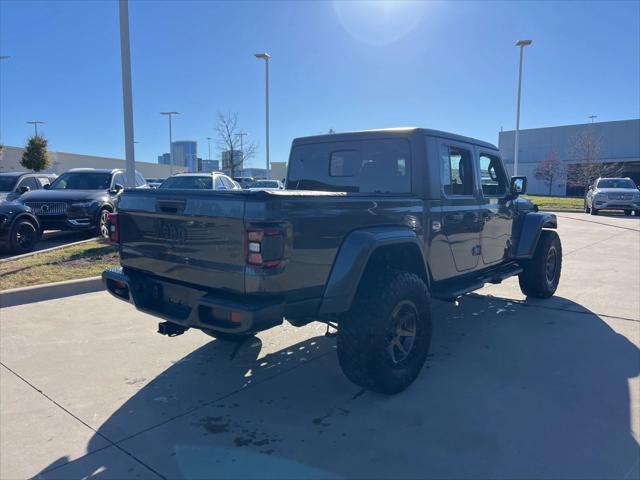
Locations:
499;119;640;196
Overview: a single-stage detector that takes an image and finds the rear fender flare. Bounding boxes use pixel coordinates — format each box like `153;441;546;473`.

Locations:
515;212;557;259
319;226;425;314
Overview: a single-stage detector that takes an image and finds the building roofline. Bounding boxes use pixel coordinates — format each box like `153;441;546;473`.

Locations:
499;118;640;135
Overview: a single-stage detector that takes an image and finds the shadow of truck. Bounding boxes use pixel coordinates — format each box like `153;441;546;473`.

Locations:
37;295;639;480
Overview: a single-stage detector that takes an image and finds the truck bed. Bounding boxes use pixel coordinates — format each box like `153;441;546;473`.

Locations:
116;188;423;306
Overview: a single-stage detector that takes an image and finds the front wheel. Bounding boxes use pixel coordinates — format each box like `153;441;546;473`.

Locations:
10;219;39;254
624;209;632;216
337;270;432;394
518;230;562;298
96;209;111;239
590;206;599;215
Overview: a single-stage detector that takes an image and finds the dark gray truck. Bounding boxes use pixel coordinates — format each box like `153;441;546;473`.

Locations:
103;128;561;394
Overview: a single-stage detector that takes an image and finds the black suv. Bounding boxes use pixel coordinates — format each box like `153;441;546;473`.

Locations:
18;168;147;237
0;172;56;203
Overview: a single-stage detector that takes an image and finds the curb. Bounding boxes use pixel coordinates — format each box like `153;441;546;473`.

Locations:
0;276;104;308
0;237;98;264
538;208;584;213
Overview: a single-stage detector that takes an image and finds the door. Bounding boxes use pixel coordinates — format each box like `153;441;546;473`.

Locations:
477;150;514;265
439;142;481;272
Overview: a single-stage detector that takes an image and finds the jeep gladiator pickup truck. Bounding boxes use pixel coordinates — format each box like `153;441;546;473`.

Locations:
103;128;561;394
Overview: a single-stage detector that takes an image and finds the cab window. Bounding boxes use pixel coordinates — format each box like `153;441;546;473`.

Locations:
479;153;508;196
441;145;475;196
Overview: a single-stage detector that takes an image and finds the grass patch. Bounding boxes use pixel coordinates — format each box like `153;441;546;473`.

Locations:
0;240;119;291
522;195;584;211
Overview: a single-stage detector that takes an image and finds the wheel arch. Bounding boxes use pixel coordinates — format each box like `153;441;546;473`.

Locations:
514;212;557;259
12;213;41;234
318;226;427;314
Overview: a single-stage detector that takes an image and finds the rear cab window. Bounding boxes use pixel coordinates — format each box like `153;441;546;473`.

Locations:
288;138;411;193
440;144;475;196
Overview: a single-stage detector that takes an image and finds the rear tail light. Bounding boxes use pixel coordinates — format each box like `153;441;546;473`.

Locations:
246;227;284;268
107;213;119;243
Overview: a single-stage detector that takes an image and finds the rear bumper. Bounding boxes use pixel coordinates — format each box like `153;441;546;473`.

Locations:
102;267;284;335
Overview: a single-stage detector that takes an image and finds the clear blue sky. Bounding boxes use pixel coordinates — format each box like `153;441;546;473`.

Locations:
1;1;639;167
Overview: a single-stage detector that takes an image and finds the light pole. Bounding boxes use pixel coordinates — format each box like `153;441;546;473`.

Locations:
254;52;270;178
119;0;136;188
26;120;45;137
206;137;212;162
513;39;532;176
235;131;247;172
160;111;180;175
589;115;597;124
1;56;11;146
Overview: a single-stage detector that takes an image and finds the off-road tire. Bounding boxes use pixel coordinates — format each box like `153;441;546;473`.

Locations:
202;329;254;343
337;270;432;394
518;230;562;298
9;219;38;254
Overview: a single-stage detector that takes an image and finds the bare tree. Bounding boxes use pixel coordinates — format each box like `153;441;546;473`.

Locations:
534;151;565;196
568;128;619;193
215;111;257;177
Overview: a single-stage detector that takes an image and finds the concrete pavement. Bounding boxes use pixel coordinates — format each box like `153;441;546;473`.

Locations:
1;212;638;479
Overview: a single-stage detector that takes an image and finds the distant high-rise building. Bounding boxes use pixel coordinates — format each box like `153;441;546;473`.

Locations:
200;159;220;172
171;141;198;170
157;153;170;165
221;149;243;172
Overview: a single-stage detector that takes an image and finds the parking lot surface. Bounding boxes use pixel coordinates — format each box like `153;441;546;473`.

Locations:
1;212;638;479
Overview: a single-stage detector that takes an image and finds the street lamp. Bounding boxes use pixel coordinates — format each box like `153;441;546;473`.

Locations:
513;39;532;176
206;137;212;162
1;56;11;146
26;120;45;136
235;132;247;173
119;0;136;188
254;52;270;178
589;115;597;124
160;111;180;175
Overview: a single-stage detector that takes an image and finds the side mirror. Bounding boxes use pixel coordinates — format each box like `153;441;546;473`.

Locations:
17;185;31;194
509;176;527;197
110;184;124;194
43;183;51;190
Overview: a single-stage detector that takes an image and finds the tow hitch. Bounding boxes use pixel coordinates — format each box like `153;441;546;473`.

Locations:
158;321;188;337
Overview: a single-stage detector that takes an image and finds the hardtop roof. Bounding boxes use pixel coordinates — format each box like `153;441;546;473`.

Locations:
291;127;498;150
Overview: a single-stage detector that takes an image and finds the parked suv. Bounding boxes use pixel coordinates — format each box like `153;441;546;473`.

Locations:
159;172;241;190
104;128;562;394
584;177;640;216
0;172;56;203
18;168;147;237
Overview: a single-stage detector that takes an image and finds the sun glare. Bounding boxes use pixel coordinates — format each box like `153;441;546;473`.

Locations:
332;0;426;46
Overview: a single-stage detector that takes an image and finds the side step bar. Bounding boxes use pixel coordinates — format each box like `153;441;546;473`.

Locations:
432;264;523;302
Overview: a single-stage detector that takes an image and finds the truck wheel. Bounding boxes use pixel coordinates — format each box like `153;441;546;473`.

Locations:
10;219;38;254
337;271;432;394
202;329;254;343
518;230;562;299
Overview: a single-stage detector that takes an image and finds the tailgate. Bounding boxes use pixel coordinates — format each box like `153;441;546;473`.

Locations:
117;189;247;293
